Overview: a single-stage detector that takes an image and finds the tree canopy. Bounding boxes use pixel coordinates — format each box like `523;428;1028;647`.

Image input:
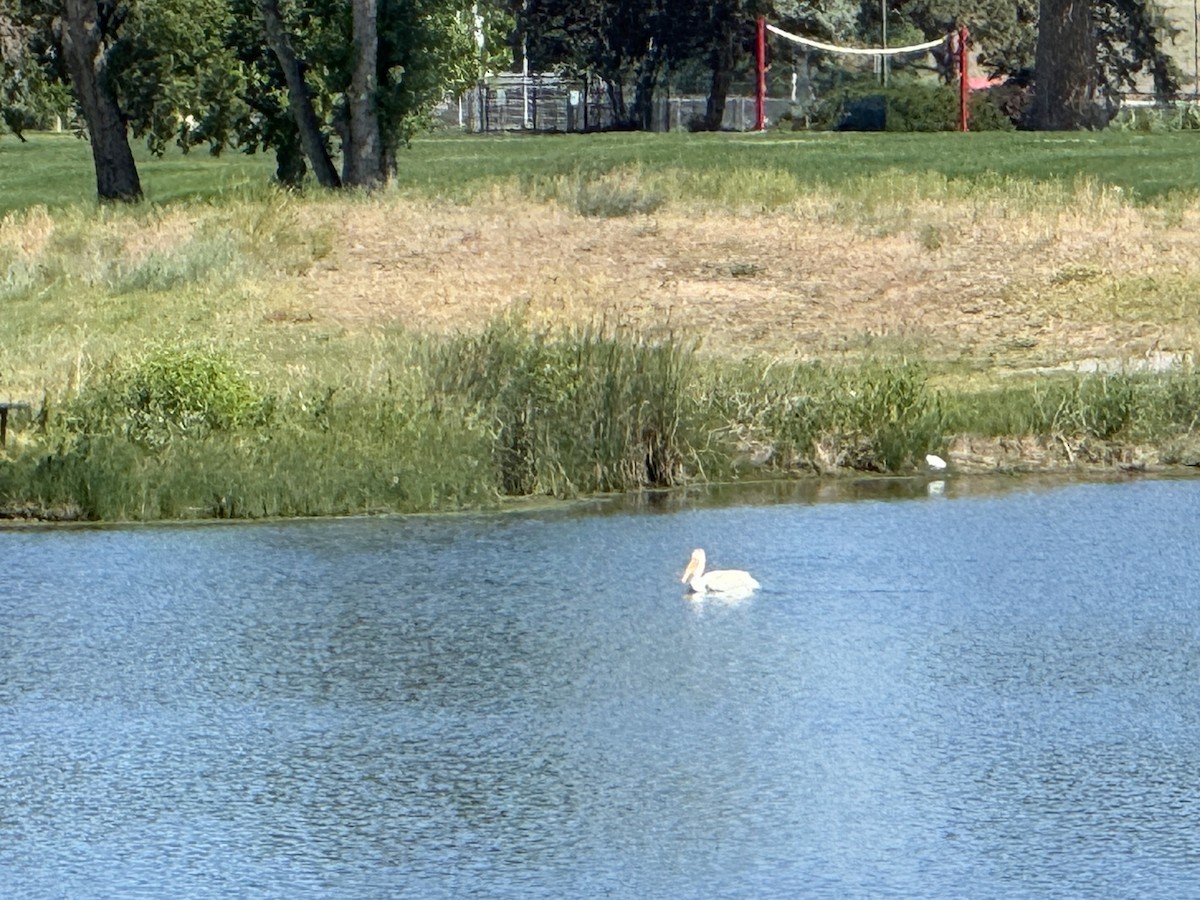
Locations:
3;0;1190;200
1;4;71;140
4;0;480;198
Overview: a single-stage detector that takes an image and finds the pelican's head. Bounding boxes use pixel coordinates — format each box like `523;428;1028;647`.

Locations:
681;548;706;584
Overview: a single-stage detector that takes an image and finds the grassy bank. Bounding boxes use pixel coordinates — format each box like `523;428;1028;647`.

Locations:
2;131;1199;520
2;325;1198;521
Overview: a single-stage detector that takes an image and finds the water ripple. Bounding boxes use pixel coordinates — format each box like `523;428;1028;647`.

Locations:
2;480;1200;897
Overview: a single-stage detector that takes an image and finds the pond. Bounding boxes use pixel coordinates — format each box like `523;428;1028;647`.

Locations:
3;476;1199;897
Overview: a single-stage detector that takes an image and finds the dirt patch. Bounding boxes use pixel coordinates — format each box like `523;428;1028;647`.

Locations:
292;195;1200;372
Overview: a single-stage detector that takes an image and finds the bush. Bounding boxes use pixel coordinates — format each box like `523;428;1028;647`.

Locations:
1109;102;1200;133
73;346;268;449
806;78;1015;132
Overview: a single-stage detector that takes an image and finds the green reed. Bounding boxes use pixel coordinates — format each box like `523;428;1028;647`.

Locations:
2;333;1198;522
427;315;717;496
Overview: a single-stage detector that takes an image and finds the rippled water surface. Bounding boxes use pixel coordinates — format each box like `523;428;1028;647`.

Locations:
3;477;1200;898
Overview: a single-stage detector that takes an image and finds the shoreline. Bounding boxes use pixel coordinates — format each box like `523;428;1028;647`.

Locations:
4;458;1198;527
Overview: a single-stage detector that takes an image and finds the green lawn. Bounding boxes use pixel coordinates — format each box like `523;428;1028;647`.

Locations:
397;130;1200;203
4;128;1200;216
0;133;274;215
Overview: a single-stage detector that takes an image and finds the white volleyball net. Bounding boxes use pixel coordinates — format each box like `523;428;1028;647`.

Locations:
753;19;970;131
764;23;949;60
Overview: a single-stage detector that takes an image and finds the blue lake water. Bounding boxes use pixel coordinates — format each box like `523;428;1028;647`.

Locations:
3;476;1200;898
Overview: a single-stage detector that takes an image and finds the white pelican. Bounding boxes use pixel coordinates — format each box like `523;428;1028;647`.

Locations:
681;548;760;596
925;453;948;471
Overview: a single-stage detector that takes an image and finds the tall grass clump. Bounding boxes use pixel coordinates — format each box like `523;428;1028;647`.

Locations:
833;363;946;470
428;315;714;496
700;359;945;472
941;368;1200;445
540;167;665;218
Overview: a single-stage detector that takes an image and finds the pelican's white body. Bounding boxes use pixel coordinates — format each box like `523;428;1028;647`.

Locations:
681;548;760;596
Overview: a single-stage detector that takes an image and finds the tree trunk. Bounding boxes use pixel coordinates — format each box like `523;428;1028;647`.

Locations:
629;39;661;131
344;0;383;188
607;80;628;127
57;0;141;202
1029;0;1099;129
272;119;307;189
260;0;341;188
703;37;735;132
703;69;732;132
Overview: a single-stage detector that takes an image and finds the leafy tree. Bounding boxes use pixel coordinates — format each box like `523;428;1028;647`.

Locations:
247;0;478;186
1030;0;1179;129
9;0;246;201
886;0;1037;81
1029;0;1096;128
519;0;670;128
255;0;342;187
773;0;861;40
766;0;874;115
345;0;383;187
8;0;477;195
664;0;772;131
1;5;72;139
56;0;144;200
857;0;1179;127
111;0;248;155
1093;0;1180;98
372;1;479;149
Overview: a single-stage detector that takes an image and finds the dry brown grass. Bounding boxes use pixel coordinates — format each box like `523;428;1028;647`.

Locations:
288;187;1200;376
4;183;1199;403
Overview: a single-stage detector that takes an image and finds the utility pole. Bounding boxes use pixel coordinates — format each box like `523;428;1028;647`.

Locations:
881;0;889;86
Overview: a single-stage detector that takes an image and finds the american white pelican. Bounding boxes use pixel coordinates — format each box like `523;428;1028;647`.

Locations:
925;453;948;471
681;548;760;596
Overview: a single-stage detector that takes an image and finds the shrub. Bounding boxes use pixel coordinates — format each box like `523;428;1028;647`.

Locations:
73;346;268;449
807;78;1014;132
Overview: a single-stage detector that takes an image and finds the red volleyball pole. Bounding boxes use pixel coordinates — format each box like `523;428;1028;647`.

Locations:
756;16;767;131
958;25;970;132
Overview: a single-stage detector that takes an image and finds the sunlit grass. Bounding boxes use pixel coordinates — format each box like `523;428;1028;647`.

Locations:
2;322;1198;521
7;129;1200;215
2;130;1200;519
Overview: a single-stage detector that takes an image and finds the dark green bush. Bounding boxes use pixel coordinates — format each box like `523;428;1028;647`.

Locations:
806;78;1014;132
